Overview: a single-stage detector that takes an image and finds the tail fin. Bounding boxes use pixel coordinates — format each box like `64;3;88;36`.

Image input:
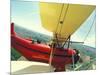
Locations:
11;22;16;35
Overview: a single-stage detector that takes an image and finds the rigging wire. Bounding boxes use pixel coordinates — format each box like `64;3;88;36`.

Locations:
62;35;70;48
49;3;70;70
55;4;64;33
71;12;96;71
83;14;96;43
59;4;69;35
72;52;75;70
54;4;64;47
49;4;64;67
55;3;70;48
49;43;55;69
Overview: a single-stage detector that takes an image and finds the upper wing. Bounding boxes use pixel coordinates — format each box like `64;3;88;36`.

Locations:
40;2;95;41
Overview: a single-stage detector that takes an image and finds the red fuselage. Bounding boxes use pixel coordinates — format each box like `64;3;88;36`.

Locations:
11;23;77;70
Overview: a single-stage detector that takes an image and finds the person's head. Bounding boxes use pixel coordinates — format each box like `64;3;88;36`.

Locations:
37;40;41;44
74;49;79;54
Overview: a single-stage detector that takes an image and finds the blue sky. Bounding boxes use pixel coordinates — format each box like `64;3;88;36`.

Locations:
11;0;96;48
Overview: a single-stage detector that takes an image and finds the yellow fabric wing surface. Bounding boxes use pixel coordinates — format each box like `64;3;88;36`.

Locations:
40;2;95;41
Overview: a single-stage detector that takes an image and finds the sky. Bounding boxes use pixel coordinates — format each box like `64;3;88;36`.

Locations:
11;0;96;48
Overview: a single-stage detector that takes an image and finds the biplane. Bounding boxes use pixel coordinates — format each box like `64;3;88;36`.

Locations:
11;2;95;72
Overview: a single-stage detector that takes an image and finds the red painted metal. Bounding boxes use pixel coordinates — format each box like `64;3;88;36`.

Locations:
11;23;76;71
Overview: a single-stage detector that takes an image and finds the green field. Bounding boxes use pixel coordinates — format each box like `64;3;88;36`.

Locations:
11;48;21;60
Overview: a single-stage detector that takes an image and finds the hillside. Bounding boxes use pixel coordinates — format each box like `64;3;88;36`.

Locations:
11;25;96;70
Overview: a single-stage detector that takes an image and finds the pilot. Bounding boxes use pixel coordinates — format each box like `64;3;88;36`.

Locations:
74;49;80;64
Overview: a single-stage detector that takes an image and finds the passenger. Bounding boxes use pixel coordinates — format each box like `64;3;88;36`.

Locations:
74;49;79;55
32;39;35;44
37;40;41;44
73;49;80;64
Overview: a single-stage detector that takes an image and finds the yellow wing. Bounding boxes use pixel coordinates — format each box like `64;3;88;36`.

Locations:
40;2;95;42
